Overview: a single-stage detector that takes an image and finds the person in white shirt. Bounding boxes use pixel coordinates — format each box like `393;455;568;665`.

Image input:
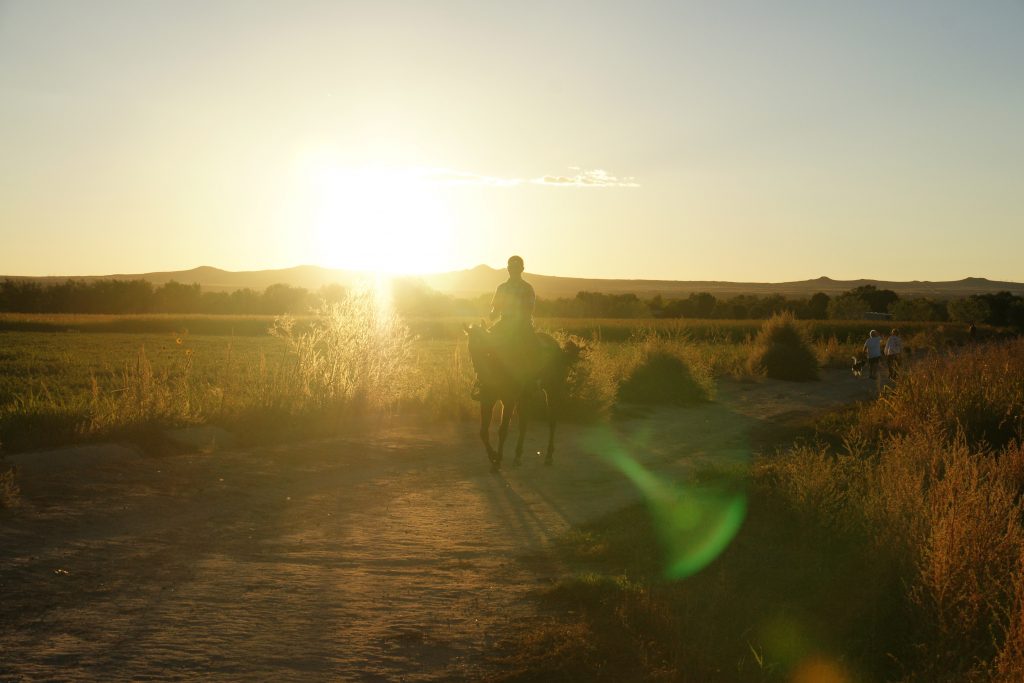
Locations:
864;330;883;379
884;328;903;380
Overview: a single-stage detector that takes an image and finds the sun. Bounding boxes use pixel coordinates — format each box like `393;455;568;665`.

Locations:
307;165;456;274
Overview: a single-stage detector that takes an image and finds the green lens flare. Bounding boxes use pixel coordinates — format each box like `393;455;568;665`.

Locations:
584;426;748;579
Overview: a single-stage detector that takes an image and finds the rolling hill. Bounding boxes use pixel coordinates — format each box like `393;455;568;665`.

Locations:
3;265;1023;299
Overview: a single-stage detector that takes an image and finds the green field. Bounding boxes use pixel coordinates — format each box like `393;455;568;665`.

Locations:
0;312;982;454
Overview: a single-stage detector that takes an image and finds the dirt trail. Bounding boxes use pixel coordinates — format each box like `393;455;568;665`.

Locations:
0;370;880;680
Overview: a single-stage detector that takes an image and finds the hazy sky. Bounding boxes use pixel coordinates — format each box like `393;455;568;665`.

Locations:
2;1;1022;281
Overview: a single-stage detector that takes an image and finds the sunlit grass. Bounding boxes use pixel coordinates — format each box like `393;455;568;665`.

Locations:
0;310;1001;455
508;337;1024;682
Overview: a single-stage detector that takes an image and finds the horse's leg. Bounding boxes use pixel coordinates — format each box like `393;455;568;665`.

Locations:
497;399;514;467
544;389;556;466
514;396;528;467
479;399;498;466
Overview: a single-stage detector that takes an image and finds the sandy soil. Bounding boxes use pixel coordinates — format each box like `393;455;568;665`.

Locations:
0;370;881;681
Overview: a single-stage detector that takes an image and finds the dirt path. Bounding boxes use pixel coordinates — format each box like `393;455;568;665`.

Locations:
0;370;880;680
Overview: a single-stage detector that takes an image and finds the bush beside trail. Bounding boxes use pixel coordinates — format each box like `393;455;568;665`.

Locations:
747;312;819;381
615;336;713;405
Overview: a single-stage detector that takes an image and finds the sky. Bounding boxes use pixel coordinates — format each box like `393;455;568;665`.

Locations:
1;0;1022;282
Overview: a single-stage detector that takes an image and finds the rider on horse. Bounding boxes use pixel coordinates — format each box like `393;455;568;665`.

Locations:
489;255;536;344
470;255;539;399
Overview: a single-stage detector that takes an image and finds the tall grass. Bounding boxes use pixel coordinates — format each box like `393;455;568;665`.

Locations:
508;338;1024;682
0;288;422;452
270;290;416;411
1;308;1013;455
859;341;1024;447
760;338;1024;680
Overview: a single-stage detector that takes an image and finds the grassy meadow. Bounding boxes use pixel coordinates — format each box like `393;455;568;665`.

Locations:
0;308;981;454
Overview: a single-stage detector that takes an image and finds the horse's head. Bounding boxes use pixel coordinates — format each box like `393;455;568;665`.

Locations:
538;333;586;366
561;335;586;363
463;319;489;342
463;320;494;363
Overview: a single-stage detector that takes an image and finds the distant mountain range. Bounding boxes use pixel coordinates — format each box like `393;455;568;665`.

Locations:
4;265;1023;299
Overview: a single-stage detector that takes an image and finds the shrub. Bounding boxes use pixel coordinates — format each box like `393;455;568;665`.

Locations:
747;312;819;380
554;334;619;421
615;333;713;405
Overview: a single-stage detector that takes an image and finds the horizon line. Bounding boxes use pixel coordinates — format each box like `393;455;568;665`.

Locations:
0;263;1021;286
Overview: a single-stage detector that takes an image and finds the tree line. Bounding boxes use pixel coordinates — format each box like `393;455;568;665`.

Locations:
0;279;338;315
2;278;1023;327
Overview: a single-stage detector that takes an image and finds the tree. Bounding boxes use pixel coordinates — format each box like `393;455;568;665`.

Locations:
317;284;348;304
391;279;455;317
647;294;665;317
1008;300;1024;329
154;281;202;313
807;292;830;319
688;292;717;318
848;285;899;313
261;283;311;315
828;295;870;320
229;288;262;314
947;297;991;324
891;298;945;321
977;291;1022;326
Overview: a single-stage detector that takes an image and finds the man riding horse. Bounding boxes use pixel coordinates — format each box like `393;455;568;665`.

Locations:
470;255;540;398
490;254;536;346
467;255;577;468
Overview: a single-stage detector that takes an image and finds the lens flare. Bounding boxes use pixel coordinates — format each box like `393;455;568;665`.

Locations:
583;426;748;579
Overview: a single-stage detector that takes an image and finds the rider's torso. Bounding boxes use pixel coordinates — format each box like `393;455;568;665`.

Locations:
494;279;535;326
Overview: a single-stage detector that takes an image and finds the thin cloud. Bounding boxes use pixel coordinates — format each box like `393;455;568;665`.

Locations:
532;168;639;187
420;167;639;188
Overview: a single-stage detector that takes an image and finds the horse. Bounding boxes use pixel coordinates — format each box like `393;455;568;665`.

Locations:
463;322;581;469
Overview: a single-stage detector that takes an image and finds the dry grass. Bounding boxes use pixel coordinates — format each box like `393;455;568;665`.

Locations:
511;337;1024;682
859;340;1024;448
746;340;1024;679
0;463;18;508
0;309;1009;455
0;288;424;452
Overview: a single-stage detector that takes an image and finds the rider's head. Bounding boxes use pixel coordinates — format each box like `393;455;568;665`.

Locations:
507;255;524;276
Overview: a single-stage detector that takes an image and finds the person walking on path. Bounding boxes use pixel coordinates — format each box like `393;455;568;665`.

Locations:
885;328;903;380
864;329;883;380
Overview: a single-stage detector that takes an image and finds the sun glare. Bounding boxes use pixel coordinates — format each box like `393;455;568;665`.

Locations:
308;166;455;274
